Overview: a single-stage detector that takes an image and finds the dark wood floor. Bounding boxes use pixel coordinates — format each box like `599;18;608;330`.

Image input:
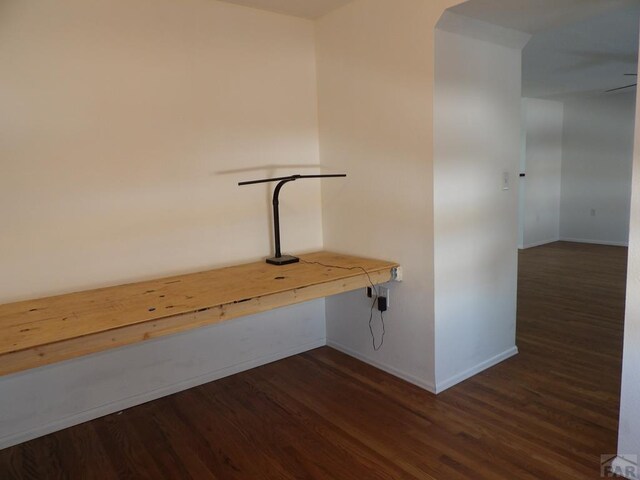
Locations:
0;242;627;479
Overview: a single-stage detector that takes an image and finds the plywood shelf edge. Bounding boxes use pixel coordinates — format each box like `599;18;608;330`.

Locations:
0;252;399;375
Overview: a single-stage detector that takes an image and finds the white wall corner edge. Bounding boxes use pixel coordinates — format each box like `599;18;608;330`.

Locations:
520;238;561;250
435;346;519;394
326;340;437;394
559;237;629;247
612;456;640;480
0;337;326;450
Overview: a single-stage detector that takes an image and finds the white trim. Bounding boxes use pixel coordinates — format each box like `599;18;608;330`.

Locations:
612;455;639;479
560;237;629;247
520;237;559;249
435;346;519;393
326;340;436;393
0;338;326;450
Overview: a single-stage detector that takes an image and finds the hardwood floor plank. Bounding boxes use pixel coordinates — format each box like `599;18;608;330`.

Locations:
53;423;119;480
93;411;170;480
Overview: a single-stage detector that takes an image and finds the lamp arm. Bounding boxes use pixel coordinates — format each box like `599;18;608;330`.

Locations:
238;173;346;265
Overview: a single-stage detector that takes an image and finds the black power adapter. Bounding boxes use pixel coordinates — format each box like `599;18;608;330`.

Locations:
377;296;388;312
367;286;388;312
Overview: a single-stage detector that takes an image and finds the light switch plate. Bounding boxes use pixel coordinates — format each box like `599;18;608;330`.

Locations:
502;171;510;191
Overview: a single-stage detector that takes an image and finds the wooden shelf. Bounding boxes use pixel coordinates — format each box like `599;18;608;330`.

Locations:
0;252;398;376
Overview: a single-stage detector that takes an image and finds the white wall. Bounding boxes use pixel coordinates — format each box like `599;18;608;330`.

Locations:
433;14;527;391
316;2;525;394
520;98;564;248
560;93;636;246
0;0;325;448
617;76;640;479
519;93;634;249
316;0;460;392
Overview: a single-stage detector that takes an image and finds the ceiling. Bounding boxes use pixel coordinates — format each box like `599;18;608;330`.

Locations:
220;0;640;99
449;0;639;35
523;5;640;99
451;0;640;99
219;0;353;19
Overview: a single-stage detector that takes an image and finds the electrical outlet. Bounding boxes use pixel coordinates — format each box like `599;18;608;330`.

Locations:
391;266;403;282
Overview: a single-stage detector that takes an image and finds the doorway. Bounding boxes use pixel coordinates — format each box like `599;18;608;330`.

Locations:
433;0;638;474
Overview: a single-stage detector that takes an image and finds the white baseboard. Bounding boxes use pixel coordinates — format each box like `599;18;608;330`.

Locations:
326;340;436;393
520;238;559;249
612;455;639;479
435;346;519;393
560;237;629;247
0;338;326;450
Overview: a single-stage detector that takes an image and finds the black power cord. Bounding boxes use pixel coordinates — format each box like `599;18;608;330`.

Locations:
297;259;385;351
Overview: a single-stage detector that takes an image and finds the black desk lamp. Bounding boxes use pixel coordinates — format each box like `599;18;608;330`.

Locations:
239;174;347;265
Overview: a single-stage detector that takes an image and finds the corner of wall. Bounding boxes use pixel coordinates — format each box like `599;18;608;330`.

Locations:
434;346;518;393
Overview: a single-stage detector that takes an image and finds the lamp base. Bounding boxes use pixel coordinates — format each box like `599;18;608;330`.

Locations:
266;255;300;266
